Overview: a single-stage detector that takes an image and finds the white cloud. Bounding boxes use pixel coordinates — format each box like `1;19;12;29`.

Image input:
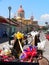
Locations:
40;14;49;22
38;14;49;26
33;18;37;21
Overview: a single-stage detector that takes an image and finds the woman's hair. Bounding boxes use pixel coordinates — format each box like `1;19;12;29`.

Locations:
13;39;18;49
37;50;43;55
11;39;21;58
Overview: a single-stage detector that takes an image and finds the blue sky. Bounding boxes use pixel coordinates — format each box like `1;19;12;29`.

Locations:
0;0;49;26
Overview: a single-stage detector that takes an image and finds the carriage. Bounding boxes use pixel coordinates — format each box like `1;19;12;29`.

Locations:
0;31;49;65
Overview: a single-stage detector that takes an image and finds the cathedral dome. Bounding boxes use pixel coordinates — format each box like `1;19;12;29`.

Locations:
18;5;24;12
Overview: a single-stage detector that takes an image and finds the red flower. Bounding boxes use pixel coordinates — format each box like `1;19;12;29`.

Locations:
0;50;2;53
4;59;9;62
2;55;8;59
24;47;37;58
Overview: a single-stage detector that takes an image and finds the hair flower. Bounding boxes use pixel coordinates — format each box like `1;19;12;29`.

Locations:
14;32;24;39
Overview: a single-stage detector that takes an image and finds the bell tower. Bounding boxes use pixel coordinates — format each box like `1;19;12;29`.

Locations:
17;5;25;18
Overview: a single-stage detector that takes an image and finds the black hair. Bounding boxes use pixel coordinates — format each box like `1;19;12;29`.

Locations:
11;38;24;59
37;50;43;55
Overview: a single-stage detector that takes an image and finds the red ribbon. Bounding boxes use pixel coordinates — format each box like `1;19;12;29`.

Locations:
24;47;37;58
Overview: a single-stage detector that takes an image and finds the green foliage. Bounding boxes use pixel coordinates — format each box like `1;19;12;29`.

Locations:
11;18;17;22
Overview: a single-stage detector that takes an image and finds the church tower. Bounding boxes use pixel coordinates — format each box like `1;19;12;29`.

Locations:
17;5;25;18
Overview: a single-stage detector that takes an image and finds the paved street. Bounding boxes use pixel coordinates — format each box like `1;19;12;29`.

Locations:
0;38;9;44
43;39;49;61
0;39;14;49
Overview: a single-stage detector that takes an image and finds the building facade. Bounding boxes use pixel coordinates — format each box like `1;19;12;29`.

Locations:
0;5;39;37
0;16;20;37
14;5;38;33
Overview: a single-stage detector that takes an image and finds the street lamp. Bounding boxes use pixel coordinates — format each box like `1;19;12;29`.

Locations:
8;6;12;45
26;21;28;33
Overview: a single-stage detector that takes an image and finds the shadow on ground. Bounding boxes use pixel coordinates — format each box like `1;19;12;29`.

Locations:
0;37;14;44
0;37;9;44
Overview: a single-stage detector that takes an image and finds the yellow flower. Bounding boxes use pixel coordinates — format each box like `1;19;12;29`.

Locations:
14;32;24;39
14;33;17;38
